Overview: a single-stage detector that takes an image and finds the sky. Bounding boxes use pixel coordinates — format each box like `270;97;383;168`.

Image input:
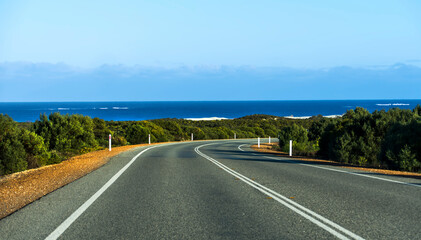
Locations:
0;0;421;101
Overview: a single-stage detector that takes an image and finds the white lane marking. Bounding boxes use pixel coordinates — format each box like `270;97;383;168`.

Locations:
238;144;247;151
45;144;169;240
238;145;421;188
196;143;364;240
263;156;421;188
238;144;259;155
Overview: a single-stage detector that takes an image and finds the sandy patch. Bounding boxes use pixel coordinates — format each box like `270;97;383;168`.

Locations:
283;115;343;119
184;117;229;121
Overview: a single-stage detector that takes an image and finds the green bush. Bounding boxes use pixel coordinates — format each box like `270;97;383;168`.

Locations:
0;114;50;174
380;120;421;171
20;130;50;168
93;118;112;147
278;123;308;149
126;124;150;144
0;136;27;175
34;113;98;153
317;107;421;171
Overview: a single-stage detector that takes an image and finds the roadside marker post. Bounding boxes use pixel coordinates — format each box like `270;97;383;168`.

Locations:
234;133;236;140
109;134;111;151
289;140;292;156
191;133;194;141
148;134;151;145
269;136;271;144
258;137;260;148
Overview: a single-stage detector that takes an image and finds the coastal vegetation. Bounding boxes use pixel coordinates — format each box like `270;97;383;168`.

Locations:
278;105;421;172
1;105;420;175
0;113;291;176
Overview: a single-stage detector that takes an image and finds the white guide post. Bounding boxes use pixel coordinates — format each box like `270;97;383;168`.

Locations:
191;133;194;141
148;134;151;145
289;140;293;156
258;137;260;148
109;134;112;151
234;133;236;140
269;136;271;144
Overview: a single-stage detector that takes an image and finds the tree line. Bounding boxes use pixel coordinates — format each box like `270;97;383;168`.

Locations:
1;113;294;175
2;105;420;176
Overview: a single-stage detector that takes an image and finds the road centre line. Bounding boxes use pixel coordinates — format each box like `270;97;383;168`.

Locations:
195;143;364;240
238;145;421;189
45;143;174;240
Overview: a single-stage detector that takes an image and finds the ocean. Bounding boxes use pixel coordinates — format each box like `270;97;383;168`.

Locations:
0;100;420;122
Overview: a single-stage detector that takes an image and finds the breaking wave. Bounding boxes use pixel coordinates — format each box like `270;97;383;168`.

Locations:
376;103;410;106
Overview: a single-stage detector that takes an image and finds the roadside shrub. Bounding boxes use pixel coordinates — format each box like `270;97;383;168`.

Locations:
0;136;27;175
34;113;98;153
278;123;308;149
93;118;112;147
292;141;318;157
185;126;206;140
380;120;421;171
126;124;150;144
20;130;50;169
0;114;51;174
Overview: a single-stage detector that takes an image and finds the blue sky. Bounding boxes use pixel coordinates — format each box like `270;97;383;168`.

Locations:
0;1;421;101
1;0;421;68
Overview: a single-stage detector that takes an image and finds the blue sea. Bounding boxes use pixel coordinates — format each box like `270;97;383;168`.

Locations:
0;100;420;122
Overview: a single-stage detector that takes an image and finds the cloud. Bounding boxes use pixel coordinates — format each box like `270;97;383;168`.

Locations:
1;62;420;101
405;59;421;63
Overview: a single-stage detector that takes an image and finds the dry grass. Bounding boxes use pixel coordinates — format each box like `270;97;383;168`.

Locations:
0;143;161;219
252;143;421;179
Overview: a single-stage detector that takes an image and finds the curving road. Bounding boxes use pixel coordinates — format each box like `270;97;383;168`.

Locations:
1;139;421;239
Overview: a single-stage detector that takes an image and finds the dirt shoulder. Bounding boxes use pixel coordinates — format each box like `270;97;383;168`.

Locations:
0;143;164;219
251;143;421;179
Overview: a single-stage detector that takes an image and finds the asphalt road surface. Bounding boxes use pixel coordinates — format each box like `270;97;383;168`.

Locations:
1;139;421;239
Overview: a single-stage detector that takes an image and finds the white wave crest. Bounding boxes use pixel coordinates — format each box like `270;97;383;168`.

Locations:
57;108;70;110
376;103;410;106
99;107;108;110
284;114;343;119
112;107;129;110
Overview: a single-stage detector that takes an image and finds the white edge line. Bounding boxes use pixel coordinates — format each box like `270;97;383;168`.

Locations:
263;156;421;188
238;144;247;151
196;143;364;240
238;144;259;155
45;143;170;240
238;144;421;188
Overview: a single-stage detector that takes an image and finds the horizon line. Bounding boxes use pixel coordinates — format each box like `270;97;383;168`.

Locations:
1;99;421;103
1;61;421;70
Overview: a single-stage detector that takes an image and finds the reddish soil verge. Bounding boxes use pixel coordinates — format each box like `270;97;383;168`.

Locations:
0;143;160;219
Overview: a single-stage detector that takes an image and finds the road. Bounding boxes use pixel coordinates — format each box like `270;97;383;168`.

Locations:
1;139;421;239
